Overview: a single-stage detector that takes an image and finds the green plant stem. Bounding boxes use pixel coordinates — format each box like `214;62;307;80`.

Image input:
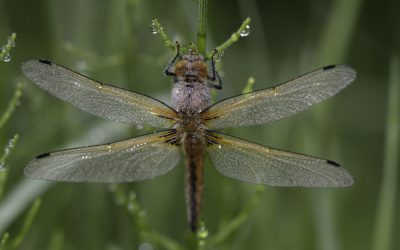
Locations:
206;17;251;59
207;187;264;247
0;134;19;166
196;0;207;54
242;76;255;94
11;198;42;249
124;190;183;250
372;56;399;250
0;33;16;61
0;121;131;234
0;82;22;131
0;134;19;198
63;42;125;70
0;233;9;250
317;0;362;65
306;1;361;249
151;18;175;51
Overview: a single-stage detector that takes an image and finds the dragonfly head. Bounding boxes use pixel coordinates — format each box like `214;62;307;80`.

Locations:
175;51;208;81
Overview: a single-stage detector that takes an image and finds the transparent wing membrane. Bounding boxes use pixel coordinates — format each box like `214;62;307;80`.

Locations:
206;131;354;187
202;65;356;129
22;60;177;128
25;130;181;182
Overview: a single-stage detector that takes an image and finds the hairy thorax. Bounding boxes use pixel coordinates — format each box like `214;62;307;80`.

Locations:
172;81;211;114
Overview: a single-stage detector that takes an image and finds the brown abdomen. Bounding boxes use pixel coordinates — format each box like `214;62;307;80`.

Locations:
183;132;206;232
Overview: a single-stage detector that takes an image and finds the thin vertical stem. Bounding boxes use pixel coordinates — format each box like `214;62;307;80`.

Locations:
307;1;362;250
372;56;399;250
10;198;42;249
316;0;362;66
0;82;22;131
197;0;207;54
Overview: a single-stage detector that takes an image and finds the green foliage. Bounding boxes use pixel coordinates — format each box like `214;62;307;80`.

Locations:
0;0;398;249
150;18;176;52
372;56;399;250
242;77;255;94
0;33;16;62
0;233;9;250
205;17;251;60
0;82;22;131
0;134;19;198
9;198;42;249
196;0;208;54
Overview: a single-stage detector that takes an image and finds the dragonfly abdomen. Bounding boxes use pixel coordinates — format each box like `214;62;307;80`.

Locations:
183;132;206;232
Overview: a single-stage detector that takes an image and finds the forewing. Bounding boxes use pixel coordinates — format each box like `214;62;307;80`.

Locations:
22;60;177;128
205;131;354;187
202;65;356;129
25;130;181;182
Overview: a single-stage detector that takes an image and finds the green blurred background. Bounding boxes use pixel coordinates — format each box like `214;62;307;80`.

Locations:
0;0;399;249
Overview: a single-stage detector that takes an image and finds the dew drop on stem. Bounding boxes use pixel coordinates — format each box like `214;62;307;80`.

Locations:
214;50;224;62
240;25;250;37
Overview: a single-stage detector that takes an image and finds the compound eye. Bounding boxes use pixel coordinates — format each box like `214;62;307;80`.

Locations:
174;60;187;77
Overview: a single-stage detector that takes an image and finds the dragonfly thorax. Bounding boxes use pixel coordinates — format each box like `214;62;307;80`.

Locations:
172;80;211;113
171;53;211;113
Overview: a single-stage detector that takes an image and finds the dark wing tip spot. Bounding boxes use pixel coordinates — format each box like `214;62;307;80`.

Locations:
322;65;336;71
327;159;340;167
38;59;52;65
36;152;50;159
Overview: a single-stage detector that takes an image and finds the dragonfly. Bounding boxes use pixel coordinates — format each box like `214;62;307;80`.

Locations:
22;45;356;232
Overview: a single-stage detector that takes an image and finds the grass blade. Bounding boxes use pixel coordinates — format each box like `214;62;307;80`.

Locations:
11;198;42;249
371;56;399;250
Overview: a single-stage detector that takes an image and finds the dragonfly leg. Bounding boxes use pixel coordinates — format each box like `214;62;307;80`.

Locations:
164;42;181;76
207;49;222;89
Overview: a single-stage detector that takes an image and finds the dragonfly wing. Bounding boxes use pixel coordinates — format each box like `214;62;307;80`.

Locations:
202;65;356;129
205;131;354;187
25;130;181;182
22;60;178;128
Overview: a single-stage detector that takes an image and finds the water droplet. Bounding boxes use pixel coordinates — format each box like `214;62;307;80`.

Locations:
240;25;250;37
218;145;222;149
1;51;11;62
139;242;153;250
150;19;160;34
127;202;134;211
76;60;88;71
7;36;16;47
197;224;209;239
150;25;158;34
213;50;224;62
